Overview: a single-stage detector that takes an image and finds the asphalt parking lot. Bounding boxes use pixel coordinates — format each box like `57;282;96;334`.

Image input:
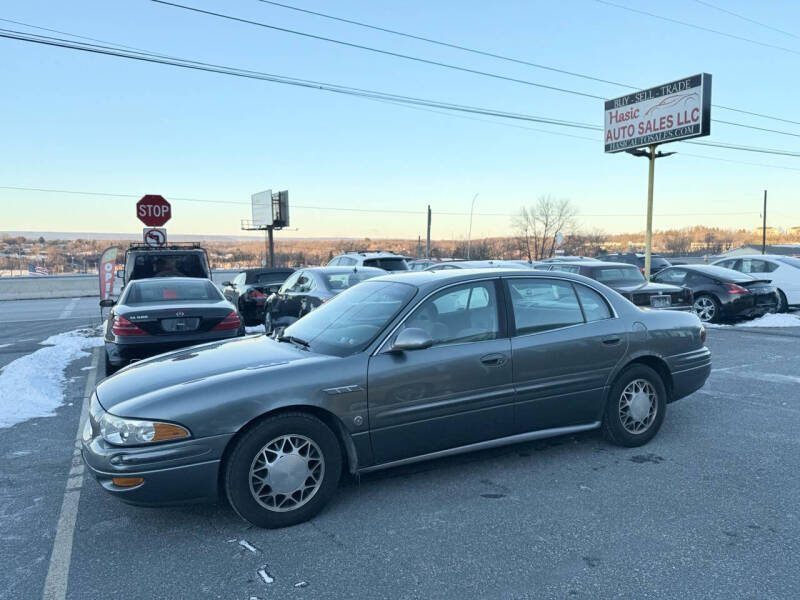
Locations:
1;298;799;599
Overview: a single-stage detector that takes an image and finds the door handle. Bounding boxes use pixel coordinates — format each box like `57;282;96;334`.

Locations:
601;336;622;346
480;353;507;366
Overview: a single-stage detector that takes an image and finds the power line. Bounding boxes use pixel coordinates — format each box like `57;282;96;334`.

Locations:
2;27;799;159
253;0;800;128
152;0;607;100
0;185;762;218
591;0;800;56
153;1;800;140
693;0;799;40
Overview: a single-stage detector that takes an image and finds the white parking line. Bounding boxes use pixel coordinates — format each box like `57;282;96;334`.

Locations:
42;347;99;600
58;298;80;320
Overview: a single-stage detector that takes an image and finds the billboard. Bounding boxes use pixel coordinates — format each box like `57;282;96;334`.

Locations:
251;190;273;226
604;73;711;153
272;190;290;228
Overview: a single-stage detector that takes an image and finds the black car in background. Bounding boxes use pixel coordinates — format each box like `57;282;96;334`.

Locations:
651;265;779;323
546;262;693;310
101;277;243;374
596;252;672;274
264;266;384;335
221;267;295;326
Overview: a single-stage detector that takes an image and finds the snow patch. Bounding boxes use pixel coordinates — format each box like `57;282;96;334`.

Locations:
707;313;800;329
257;567;274;584
239;539;259;553
0;343;11;349
0;328;103;429
245;325;265;334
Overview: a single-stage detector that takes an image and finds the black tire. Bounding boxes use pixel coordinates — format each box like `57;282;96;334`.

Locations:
692;293;720;324
601;364;667;447
776;289;788;313
104;351;119;376
224;412;342;529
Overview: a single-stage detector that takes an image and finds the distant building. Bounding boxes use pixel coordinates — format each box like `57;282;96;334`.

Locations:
720;244;800;257
752;226;779;236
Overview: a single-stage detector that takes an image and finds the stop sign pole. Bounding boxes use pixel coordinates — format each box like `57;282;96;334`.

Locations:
136;195;172;227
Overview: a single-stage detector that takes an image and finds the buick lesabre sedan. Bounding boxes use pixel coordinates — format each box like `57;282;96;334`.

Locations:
83;269;711;528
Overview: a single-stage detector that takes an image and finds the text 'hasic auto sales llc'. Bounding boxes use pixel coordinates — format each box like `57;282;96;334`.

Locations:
603;74;711;153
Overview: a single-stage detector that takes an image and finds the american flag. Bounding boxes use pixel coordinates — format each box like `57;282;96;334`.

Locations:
27;264;49;276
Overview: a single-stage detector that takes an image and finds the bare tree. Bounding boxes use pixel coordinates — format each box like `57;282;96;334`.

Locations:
512;196;577;260
663;232;691;256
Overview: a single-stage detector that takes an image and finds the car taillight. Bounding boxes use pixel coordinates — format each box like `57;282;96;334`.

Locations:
725;283;750;294
112;316;148;336
212;311;241;331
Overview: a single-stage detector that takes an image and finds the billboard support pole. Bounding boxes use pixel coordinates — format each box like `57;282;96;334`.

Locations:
625;145;675;279
268;226;275;267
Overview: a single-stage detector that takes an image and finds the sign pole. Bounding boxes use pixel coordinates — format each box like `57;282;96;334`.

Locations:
644;143;657;280
762;190;767;255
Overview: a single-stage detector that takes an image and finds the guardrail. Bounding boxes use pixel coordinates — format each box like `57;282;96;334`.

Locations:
0;270;241;301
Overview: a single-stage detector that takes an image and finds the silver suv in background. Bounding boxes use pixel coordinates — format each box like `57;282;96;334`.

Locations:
327;250;410;271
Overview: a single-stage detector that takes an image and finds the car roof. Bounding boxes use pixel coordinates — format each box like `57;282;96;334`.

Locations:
126;276;211;285
714;254;784;260
551;260;637;269
303;266;385;274
241;267;295;274
337;251;406;258
371;267;609;291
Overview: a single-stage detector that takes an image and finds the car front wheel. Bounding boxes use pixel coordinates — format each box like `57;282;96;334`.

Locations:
224;413;342;528
601;364;667;447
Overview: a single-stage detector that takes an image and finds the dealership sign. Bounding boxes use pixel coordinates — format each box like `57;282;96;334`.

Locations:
604;74;711;153
98;246;119;301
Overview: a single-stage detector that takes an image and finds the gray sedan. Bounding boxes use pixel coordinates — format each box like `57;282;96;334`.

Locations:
82;269;711;528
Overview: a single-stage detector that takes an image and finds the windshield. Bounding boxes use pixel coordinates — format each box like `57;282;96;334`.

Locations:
282;281;416;357
778;257;800;269
363;257;409;271
591;266;645;285
322;270;382;291
122;279;222;304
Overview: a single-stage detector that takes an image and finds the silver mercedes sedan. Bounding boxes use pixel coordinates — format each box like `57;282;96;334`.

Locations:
82;269;711;528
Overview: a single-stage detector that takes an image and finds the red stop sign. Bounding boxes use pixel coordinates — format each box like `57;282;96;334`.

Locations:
136;195;171;227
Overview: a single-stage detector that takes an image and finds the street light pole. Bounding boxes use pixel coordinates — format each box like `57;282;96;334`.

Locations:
466;193;479;259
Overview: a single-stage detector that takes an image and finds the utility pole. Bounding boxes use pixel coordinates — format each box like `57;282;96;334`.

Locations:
426;205;431;259
466;193;479;259
267;227;275;267
762;190;767;255
417;235;421;258
625;144;675;279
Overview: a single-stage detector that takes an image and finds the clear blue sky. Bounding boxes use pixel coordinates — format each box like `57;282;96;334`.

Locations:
1;0;798;240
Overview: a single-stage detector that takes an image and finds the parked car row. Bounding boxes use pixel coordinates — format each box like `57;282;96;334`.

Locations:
86;267;711;529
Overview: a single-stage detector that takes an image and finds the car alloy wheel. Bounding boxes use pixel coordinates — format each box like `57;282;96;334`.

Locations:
618;379;658;434
248;435;324;512
693;296;716;322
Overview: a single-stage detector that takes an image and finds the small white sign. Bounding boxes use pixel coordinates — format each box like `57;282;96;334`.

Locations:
251;190;273;227
143;227;167;248
604;73;711;153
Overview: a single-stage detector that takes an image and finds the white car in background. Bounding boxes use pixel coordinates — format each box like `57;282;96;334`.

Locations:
711;255;800;312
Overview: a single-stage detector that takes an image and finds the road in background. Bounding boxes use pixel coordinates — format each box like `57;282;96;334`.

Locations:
1;322;799;599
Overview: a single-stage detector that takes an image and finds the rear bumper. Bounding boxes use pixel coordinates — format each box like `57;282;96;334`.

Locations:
721;293;778;319
105;331;238;365
81;433;233;505
667;347;712;402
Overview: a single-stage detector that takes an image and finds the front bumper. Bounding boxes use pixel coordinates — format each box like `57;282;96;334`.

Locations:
82;429;233;506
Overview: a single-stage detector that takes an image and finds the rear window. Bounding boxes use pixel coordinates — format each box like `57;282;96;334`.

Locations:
129;252;208;280
777;257;800;269
123;280;222;304
323;270;382;291
247;271;293;284
364;258;409;271
591;267;645;284
650;257;672;268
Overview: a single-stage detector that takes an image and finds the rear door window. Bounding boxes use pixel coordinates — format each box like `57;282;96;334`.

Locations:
740;259;778;273
507;279;584;335
549;264;580;273
574;285;612;322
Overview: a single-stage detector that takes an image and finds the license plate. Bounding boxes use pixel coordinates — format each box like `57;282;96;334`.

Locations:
650;295;671;308
161;317;200;332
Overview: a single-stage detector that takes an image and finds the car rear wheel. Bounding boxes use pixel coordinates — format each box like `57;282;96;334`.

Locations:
104;351;119;376
692;294;719;323
224;413;342;528
776;289;788;313
601;364;667;447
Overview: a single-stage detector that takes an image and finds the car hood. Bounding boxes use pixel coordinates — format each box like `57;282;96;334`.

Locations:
96;334;325;411
612;281;682;294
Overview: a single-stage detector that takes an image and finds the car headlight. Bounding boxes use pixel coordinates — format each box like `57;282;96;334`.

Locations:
99;412;190;446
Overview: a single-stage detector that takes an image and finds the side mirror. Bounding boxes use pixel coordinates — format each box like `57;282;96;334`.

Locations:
391;328;433;352
222;281;232;287
116;269;124;279
99;298;116;308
